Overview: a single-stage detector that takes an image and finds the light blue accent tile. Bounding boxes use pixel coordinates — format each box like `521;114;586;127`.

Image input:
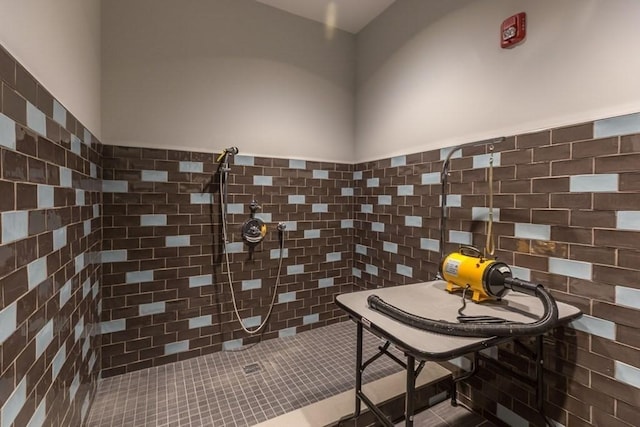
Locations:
83;128;91;145
74;316;84;342
279;327;297;338
352;268;362;278
189;274;213;288
53;226;67;251
0;302;17;345
361;204;373;213
397;185;414;196
254;175;273;186
440;147;462;161
59;167;72;188
397;264;413;277
378;195;392;205
367;178;379;187
446;194;461;207
372;222;384;232
282;221;297;231
126;270;154;284
102;180;127;193
90;162;97;178
189;315;212;329
83;220;91;236
570;174;618;192
27;391;47;427
166;235;190;247
242;316;262;328
355;244;368;255
326;252;341;262
420;238;439;252
353;171;362;180
312;203;328;213
549;257;592;280
617;211;640;231
75;253;84;274
0;113;16;149
313;170;329;179
76;189;85;205
165;340;189;355
304;229;321;239
303;314;319;325
496;403;528;427
190;193;213;204
594;113;640;138
242;279;262;291
366;264;379;276
510;266;531;281
569;314;615;339
287;264;304;275
341;219;353;228
2;210;29;244
255;212;272;222
341;187;353;196
101;250;127;263
405;216;422;227
289;159;306;169
2;376;26;427
472;207;500;222
141;214;167;226
53;99;66;126
225;242;243;254
428;391;449;407
27;102;46;135
101;319;126;334
318;278;334;288
288;195;305;204
421;172;440;185
92;281;99;299
140;302;166;316
179;161;203;173
383;242;398;253
615;361;640;389
514;223;550;240
142;170;168;182
81;394;90;423
59;280;72;307
69;374;80;400
224;203;246;214
36;320;54;358
615;286;640;309
473;152;501;169
270;248;289;259
71;134;82;155
278;291;296;303
391;155;406;167
479;346;499;360
93;204;100;218
28;257;47;290
449;230;472;244
234;155;254;166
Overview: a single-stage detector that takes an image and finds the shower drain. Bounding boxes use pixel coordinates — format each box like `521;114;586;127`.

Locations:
243;363;262;375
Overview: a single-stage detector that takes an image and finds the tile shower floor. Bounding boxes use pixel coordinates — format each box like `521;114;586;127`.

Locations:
87;321;491;427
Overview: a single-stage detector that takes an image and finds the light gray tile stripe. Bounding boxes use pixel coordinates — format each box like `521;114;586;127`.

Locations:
341;219;353;228
549;257;592;280
179;161;203;173
421;172;440;185
353;171;362;180
141;170;168;182
126;270;154;284
165;340;189;355
365;264;378;276
101;319;126;334
0;301;17;345
189;315;212;329
514;223;550;240
420;238;439;252
496;403;528;427
166;235;190;247
303;314;319;325
242;316;262;328
289;159;306;169
102;180;128;193
313;170;329;179
615;286;640;309
326;252;341;262
27;102;46;136
139;302;166;316
190;193;213;204
242;279;262;291
2;210;29;244
355;244;367;255
2;376;26;427
397;185;413;196
397;264;413;277
278;291;296;303
101;250;127;263
570;174;618;193
391;155;406;167
383;241;398;253
53;99;67;126
234;155;254;166
287;264;304;275
223;339;243;351
378;195;392;205
312;203;328;213
0;113;16;150
279;327;297;338
341;187;353;196
189;274;213;288
141;214;168;226
405;216;422;227
27;257;48;290
371;222;384;232
615;361;640;389
449;230;472;245
472;207;500;222
367;178;379;187
616;211;640;231
318;278;334;288
254;175;272;186
288;195;305;204
304;229;320;239
594;112;640;138
473;152;501;169
569;314;615;339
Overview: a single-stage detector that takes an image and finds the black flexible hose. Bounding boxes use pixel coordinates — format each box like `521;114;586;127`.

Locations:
367;284;558;338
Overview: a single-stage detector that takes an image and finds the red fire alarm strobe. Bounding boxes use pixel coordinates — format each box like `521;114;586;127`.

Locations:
501;12;526;48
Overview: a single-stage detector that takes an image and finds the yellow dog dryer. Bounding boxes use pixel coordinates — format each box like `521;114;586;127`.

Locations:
440;247;513;302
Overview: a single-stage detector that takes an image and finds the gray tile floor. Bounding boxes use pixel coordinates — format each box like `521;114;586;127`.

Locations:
87;321;492;426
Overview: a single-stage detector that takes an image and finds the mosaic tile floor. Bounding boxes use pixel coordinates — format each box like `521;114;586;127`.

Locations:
87;321;491;426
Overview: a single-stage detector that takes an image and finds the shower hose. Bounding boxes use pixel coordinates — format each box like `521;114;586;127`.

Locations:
219;164;285;335
367;277;559;338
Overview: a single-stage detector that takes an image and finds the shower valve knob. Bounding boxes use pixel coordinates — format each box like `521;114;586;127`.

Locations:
277;222;287;231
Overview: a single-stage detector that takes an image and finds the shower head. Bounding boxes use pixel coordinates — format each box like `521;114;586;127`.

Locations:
217;147;239;163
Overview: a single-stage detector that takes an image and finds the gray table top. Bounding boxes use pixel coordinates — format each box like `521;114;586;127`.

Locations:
335;280;582;360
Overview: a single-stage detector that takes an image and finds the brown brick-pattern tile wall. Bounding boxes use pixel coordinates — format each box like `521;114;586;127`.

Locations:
100;149;354;377
354;119;640;426
0;45;102;426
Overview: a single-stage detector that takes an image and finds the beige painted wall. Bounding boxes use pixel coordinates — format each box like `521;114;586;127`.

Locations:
101;0;356;162
0;0;101;138
356;0;640;162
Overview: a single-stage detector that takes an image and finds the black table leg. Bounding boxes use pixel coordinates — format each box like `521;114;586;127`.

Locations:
406;354;416;427
355;321;363;418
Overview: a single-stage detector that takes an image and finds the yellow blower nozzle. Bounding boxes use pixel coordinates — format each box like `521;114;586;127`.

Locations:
440;247;513;303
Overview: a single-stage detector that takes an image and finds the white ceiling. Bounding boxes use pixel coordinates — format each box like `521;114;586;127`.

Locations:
255;0;396;34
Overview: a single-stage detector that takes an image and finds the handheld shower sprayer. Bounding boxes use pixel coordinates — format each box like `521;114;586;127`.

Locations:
216;146;239;163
